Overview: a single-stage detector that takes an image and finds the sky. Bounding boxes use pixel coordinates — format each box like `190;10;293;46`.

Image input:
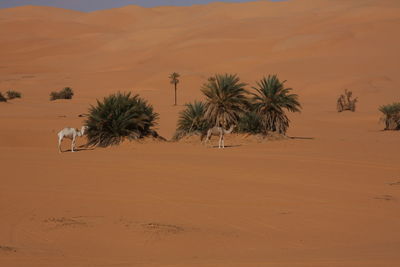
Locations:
0;0;282;11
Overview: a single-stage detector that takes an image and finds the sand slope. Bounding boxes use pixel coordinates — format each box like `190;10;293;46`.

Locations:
0;0;399;266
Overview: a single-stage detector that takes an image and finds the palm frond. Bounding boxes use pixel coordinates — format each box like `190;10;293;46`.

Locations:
250;75;301;134
201;73;248;128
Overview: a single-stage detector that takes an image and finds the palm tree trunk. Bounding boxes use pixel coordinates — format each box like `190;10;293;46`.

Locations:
174;83;177;106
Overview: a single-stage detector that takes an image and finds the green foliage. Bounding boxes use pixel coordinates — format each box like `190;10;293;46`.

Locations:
50;87;74;101
237;111;264;134
0;92;7;102
201;73;248;128
6;90;22;100
379;102;400;130
379;102;400;116
169;72;180;85
85;92;159;147
173;101;209;140
249;75;301;134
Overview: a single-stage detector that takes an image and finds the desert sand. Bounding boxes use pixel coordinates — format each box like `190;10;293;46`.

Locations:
0;0;399;266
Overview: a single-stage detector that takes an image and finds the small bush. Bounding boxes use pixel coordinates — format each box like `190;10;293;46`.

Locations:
0;92;7;102
237;111;264;134
337;89;357;112
379;102;400;130
85;92;159;147
50;87;74;101
6;90;22;100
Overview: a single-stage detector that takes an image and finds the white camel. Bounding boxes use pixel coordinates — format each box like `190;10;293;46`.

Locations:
203;125;235;149
57;126;88;153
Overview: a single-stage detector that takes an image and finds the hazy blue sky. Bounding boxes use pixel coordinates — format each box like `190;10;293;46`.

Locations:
0;0;282;11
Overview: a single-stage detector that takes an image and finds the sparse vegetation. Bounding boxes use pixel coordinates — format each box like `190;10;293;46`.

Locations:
85;92;159;147
337;89;357;112
50;87;74;101
173;101;209;140
379;102;400;130
169;72;180;106
0;92;7;102
201;73;248;128
6;90;22;100
249;75;301;135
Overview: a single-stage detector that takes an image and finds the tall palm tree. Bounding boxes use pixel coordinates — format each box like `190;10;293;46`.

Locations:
201;73;248;128
250;75;301;134
169;72;180;105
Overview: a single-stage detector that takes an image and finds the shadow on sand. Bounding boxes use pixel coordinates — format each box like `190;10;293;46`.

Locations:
210;145;242;149
288;136;315;140
61;145;95;153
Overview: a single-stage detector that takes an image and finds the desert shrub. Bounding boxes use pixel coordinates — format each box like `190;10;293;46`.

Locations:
85;92;159;147
337;89;357;112
0;92;7;102
249;75;301;135
379;102;400;130
237;111;264;134
6;90;22;100
173;101;210;140
50;87;74;101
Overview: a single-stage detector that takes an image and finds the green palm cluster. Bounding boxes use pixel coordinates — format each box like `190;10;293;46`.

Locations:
379;102;400;130
174;73;301;140
85;92;159;147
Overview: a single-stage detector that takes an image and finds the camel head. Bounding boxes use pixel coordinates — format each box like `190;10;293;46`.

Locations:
226;124;235;133
80;126;89;136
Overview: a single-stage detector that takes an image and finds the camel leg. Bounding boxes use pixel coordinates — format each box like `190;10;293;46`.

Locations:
71;136;76;152
219;134;222;149
204;131;211;146
222;135;225;148
58;136;63;153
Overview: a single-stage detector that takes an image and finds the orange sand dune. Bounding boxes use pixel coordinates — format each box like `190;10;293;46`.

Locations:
0;0;399;266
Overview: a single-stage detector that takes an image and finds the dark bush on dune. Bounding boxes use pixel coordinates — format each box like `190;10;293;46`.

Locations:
379;102;400;130
6;90;22;100
173;101;210;140
237;111;264;134
0;92;7;102
50;87;74;101
85;92;159;147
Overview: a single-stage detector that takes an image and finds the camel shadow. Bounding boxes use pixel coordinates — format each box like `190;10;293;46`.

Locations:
210;144;242;149
288;136;315;140
62;146;95;153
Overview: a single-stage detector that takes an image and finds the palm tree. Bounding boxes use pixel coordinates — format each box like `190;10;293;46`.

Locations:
169;72;180;105
173;101;209;140
201;74;248;128
250;75;301;134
